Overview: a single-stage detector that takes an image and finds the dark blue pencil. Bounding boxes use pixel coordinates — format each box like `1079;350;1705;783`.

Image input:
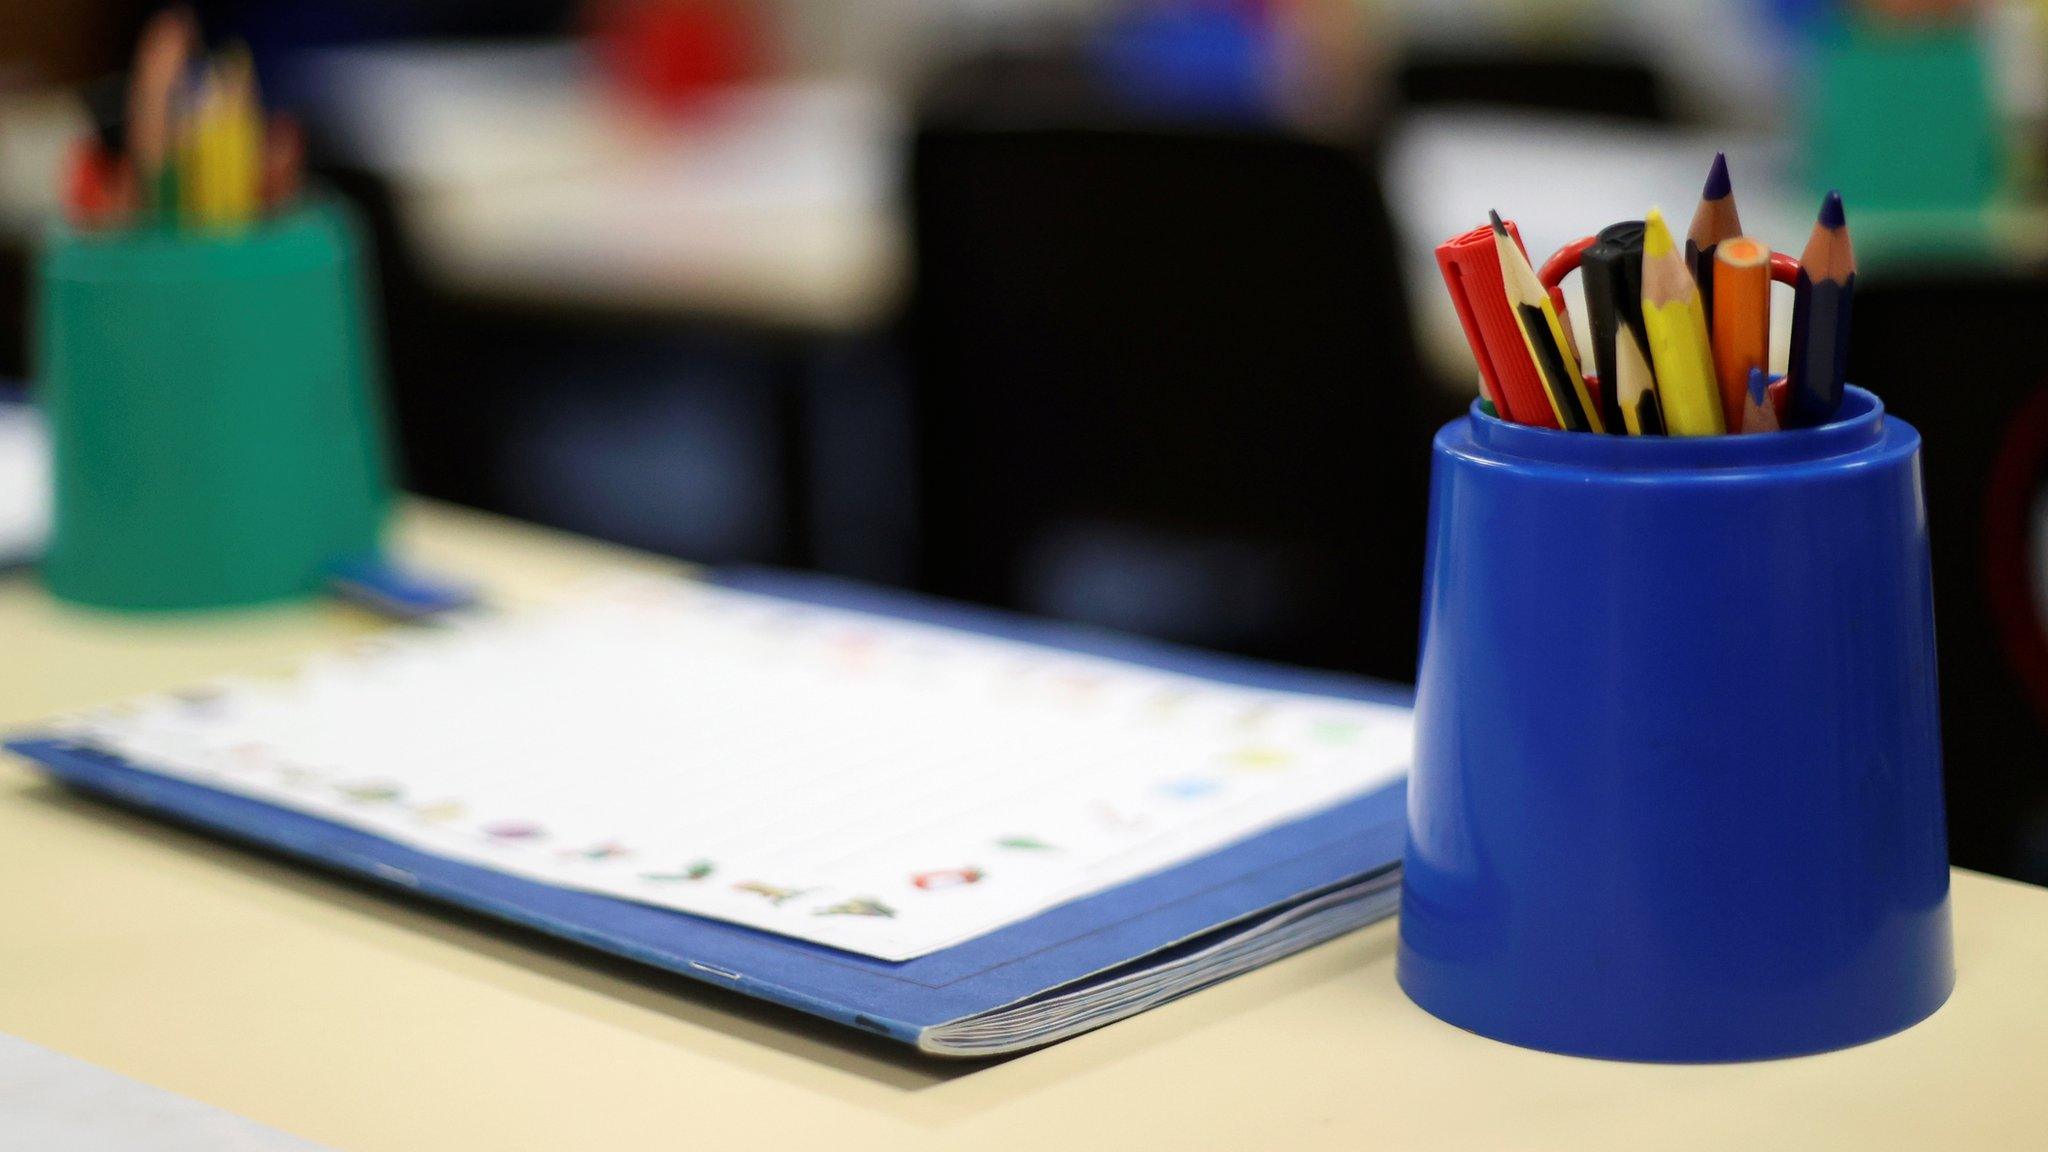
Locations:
1786;191;1856;427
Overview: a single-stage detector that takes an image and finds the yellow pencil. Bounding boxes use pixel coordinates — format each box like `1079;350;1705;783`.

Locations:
1640;208;1725;436
180;52;262;230
1490;210;1603;433
219;46;262;226
176;74;218;227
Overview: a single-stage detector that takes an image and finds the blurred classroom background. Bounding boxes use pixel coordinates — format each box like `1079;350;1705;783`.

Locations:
6;0;2048;883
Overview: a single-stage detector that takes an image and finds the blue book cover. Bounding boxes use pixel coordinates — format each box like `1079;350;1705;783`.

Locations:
7;568;1409;1056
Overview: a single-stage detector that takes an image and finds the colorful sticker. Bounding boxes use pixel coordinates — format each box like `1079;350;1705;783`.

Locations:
1056;673;1106;698
912;867;984;891
642;859;716;883
995;836;1058;851
483;820;545;842
1147;689;1195;717
1157;777;1222;800
1225;746;1293;772
336;780;404;804
411;799;466;824
1095;803;1148;832
1234;702;1276;730
224;742;273;766
817;898;896;918
734;881;811;906
1311;720;1364;745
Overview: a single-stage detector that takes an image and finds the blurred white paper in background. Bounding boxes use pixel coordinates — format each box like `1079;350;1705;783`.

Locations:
0;399;49;567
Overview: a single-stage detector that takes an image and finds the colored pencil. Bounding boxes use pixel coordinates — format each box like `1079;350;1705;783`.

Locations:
1686;152;1742;328
1581;220;1653;435
1492;210;1603;433
1740;367;1780;434
217;46;262;226
127;7;196;218
1710;236;1771;432
1641;208;1725;436
1786;191;1857;427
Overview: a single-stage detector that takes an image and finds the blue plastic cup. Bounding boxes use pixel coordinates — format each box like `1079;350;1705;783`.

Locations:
1398;386;1954;1062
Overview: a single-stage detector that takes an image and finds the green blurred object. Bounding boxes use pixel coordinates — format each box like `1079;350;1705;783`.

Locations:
1810;17;2005;215
37;200;393;611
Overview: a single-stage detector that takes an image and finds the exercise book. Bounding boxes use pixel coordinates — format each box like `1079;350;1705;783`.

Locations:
8;569;1411;1055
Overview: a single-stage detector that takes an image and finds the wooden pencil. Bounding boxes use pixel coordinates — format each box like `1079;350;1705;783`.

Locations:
1614;309;1665;435
1711;236;1771;432
1687;152;1742;328
1741;367;1780;433
1641;208;1726;436
1491;210;1603;433
1786;191;1857;427
216;46;261;225
127;6;197;218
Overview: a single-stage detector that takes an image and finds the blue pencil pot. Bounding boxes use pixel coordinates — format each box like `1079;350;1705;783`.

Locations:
1398;386;1954;1062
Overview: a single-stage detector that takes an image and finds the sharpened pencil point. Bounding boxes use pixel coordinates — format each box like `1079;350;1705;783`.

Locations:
1703;152;1732;201
1748;366;1770;404
1818;190;1845;229
1643;207;1673;256
1488;209;1507;236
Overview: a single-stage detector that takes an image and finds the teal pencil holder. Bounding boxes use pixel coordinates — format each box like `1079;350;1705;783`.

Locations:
36;200;394;611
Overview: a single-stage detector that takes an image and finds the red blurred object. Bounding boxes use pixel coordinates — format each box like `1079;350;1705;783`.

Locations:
588;0;765;116
261;113;305;212
63;139;134;229
1541;235;1803;291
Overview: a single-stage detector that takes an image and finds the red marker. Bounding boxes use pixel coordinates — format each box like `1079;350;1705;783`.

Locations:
1435;219;1557;427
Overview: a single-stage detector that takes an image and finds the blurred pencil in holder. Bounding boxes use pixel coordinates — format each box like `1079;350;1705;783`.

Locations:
62;7;305;235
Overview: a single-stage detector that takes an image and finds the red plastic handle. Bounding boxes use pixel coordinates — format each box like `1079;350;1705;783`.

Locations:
1539;236;1801;289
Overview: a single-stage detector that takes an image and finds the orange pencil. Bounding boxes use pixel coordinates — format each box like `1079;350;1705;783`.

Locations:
1711;237;1770;431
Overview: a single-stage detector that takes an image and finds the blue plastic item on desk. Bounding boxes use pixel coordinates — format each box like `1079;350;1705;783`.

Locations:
1398;387;1954;1061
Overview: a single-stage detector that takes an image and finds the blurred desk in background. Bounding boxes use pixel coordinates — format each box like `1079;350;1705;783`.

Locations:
296;44;914;577
4;501;2048;1151
302;43;906;332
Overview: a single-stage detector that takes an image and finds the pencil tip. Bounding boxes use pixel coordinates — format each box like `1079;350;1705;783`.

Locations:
1818;190;1846;229
1704;152;1731;200
1748;366;1770;404
1487;209;1506;236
